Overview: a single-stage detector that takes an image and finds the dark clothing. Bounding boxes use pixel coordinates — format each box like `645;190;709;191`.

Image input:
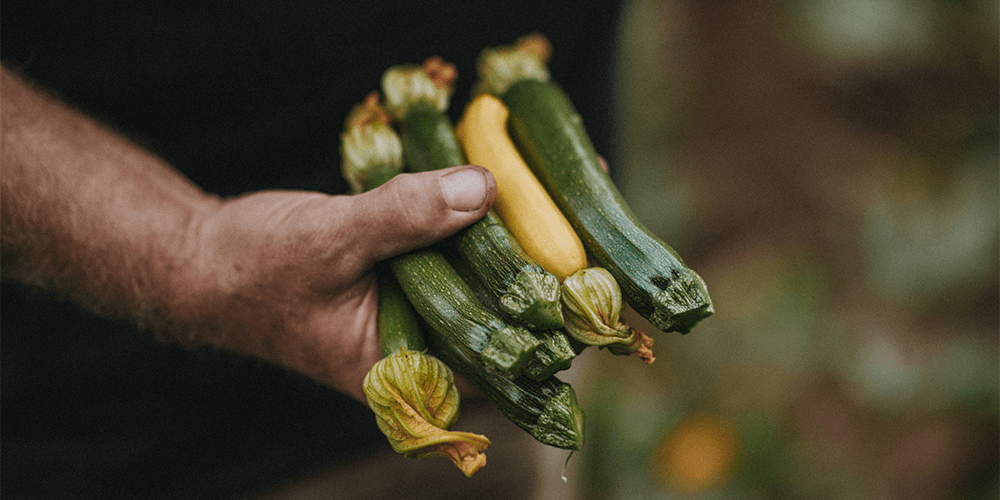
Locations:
1;1;621;498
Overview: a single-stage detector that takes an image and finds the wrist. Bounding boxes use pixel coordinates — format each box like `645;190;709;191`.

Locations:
155;195;228;346
164;192;326;357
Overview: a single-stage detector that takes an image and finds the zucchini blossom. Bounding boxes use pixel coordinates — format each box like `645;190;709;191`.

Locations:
340;91;403;194
381;56;457;121
363;347;490;477
561;267;655;363
474;33;552;96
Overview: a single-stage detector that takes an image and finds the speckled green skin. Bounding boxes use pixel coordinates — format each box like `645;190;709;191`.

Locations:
452;212;563;331
424;316;585;450
375;265;426;356
360;157;538;376
451;251;580;381
399;103;465;177
402;103;564;331
502;80;713;334
519;328;585;381
389;250;540;376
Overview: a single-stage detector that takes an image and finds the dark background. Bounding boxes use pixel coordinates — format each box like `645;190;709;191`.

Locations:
0;1;623;498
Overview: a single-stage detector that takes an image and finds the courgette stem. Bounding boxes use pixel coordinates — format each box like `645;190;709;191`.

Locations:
449;247;582;380
424;316;586;451
519;328;585;381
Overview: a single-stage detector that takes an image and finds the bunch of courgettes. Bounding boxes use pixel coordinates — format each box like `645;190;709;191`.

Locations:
476;34;713;335
342;38;712;477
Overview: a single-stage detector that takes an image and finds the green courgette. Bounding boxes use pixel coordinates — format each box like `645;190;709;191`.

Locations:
448;247;584;380
342;92;539;377
477;37;713;334
382;62;563;331
389;250;541;376
423;314;586;450
375;263;425;355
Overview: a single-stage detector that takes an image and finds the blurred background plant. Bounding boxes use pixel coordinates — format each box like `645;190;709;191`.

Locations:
575;0;998;499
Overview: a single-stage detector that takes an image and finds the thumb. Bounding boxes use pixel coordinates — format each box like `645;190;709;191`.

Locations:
348;164;496;263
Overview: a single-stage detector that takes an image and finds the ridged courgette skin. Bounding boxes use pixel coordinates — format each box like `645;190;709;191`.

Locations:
451;211;562;330
519;328;585;381
448;248;581;381
389;250;540;376
502;80;713;334
401;103;562;331
423;316;585;450
349;109;539;376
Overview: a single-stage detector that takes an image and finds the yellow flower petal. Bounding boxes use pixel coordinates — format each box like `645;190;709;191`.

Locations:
561;268;655;363
363;348;491;476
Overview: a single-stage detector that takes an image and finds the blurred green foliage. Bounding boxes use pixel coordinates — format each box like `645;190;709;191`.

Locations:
581;0;999;498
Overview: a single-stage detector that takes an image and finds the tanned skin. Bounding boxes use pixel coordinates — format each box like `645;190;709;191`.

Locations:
1;67;496;402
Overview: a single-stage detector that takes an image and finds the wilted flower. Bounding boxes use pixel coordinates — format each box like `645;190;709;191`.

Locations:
363;347;490;477
381;59;455;120
561;267;655;363
473;33;552;96
339;92;403;194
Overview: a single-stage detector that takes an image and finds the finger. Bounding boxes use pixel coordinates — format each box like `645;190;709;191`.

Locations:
347;164;496;263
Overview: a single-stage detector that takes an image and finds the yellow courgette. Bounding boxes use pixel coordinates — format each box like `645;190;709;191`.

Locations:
456;94;587;281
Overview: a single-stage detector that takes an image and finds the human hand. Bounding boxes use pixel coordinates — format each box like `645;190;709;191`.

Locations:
0;67;495;403
182;165;496;402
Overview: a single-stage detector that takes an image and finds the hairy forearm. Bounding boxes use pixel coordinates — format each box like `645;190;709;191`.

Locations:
1;67;221;336
0;66;499;398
